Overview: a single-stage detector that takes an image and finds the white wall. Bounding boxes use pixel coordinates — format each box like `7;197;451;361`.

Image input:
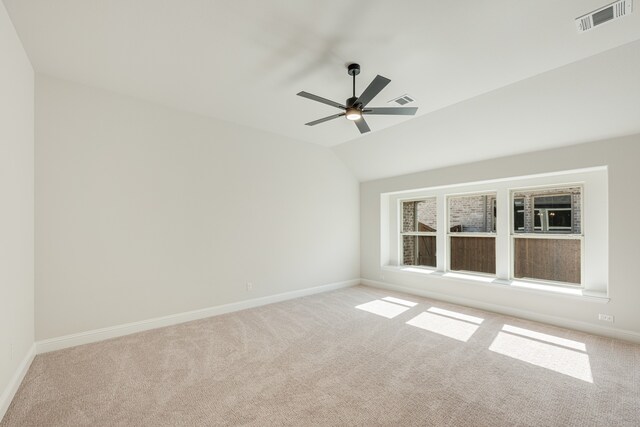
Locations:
361;136;640;340
0;0;34;413
35;75;359;340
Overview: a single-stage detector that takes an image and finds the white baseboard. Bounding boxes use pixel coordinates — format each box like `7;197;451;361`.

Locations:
361;278;640;344
0;343;36;423
36;279;360;354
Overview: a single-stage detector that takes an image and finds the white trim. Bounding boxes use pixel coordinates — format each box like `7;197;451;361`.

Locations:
448;232;497;237
361;278;640;344
400;232;437;236
512;233;583;239
381;166;607;197
380;265;608;301
0;343;36;423
36;279;359;354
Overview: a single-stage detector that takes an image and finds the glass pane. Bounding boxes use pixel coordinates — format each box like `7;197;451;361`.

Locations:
492;200;497;232
514;198;524;231
402;199;437;232
548;209;572;230
534;195;571;209
402;236;436;267
512;188;581;234
448;194;496;233
514;238;581;284
449;236;495;274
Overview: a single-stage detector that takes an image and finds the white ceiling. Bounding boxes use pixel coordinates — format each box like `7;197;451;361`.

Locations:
334;40;640;181
3;0;640;180
4;0;640;151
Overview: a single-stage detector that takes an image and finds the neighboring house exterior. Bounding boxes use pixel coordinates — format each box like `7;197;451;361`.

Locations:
401;186;582;283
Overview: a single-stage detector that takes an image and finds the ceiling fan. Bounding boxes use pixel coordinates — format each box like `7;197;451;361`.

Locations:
297;63;418;134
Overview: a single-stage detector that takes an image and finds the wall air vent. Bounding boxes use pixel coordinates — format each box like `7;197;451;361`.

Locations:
576;0;633;32
388;94;416;106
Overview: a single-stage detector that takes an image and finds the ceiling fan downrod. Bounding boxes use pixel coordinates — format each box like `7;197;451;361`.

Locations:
347;63;360;108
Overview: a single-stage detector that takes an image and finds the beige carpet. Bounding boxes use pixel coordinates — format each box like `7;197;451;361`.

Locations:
2;285;639;426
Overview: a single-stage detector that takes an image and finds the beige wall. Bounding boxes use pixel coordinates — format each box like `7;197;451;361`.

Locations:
35;75;360;340
360;136;640;339
0;0;34;408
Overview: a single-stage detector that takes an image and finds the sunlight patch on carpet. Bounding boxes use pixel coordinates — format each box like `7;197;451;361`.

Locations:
355;300;411;319
406;311;479;342
501;325;586;351
489;325;593;383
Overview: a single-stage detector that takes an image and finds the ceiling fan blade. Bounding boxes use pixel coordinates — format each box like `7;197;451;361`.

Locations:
305;113;345;126
364;107;418;115
355;75;391;107
297;91;346;110
354;117;371;134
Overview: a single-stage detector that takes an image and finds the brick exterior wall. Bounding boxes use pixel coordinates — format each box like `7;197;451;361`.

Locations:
417;199;437;231
449;194;495;232
402;199;437;232
513;186;581;233
402;235;415;265
402;202;415;233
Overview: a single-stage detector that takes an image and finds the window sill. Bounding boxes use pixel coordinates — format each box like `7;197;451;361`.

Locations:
381;265;609;303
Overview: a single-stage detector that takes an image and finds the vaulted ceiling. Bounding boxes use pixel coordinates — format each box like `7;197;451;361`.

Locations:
5;0;640;180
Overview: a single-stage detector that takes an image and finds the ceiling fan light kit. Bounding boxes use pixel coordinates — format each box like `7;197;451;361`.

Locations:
345;107;362;121
297;63;418;134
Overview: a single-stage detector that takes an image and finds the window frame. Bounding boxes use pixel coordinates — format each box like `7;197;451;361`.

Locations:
446;192;497;277
399;197;437;268
382;167;608;299
509;186;584;288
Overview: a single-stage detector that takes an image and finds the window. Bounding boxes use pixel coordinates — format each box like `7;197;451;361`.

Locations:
511;187;582;285
448;193;496;275
383;167;607;298
401;199;436;267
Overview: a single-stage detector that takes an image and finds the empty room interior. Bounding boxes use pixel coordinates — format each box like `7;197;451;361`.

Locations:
2;1;640;425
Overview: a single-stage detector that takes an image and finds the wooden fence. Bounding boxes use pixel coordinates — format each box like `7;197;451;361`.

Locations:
514;237;581;284
449;236;495;274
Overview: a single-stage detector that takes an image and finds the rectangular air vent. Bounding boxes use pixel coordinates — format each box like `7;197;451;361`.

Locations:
388;94;415;106
576;0;633;32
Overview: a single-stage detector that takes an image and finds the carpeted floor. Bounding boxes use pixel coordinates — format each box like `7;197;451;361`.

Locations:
2;285;639;426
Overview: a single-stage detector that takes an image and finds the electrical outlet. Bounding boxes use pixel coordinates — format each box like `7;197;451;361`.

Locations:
246;282;253;291
598;313;614;323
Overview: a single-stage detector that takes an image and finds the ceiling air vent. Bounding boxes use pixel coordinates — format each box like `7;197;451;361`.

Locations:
388;94;416;106
576;0;633;32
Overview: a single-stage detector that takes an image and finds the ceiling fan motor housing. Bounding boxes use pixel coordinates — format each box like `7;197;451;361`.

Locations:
346;96;360;108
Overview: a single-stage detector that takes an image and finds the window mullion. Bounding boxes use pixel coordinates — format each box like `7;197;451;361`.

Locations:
437;194;445;272
495;190;510;280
